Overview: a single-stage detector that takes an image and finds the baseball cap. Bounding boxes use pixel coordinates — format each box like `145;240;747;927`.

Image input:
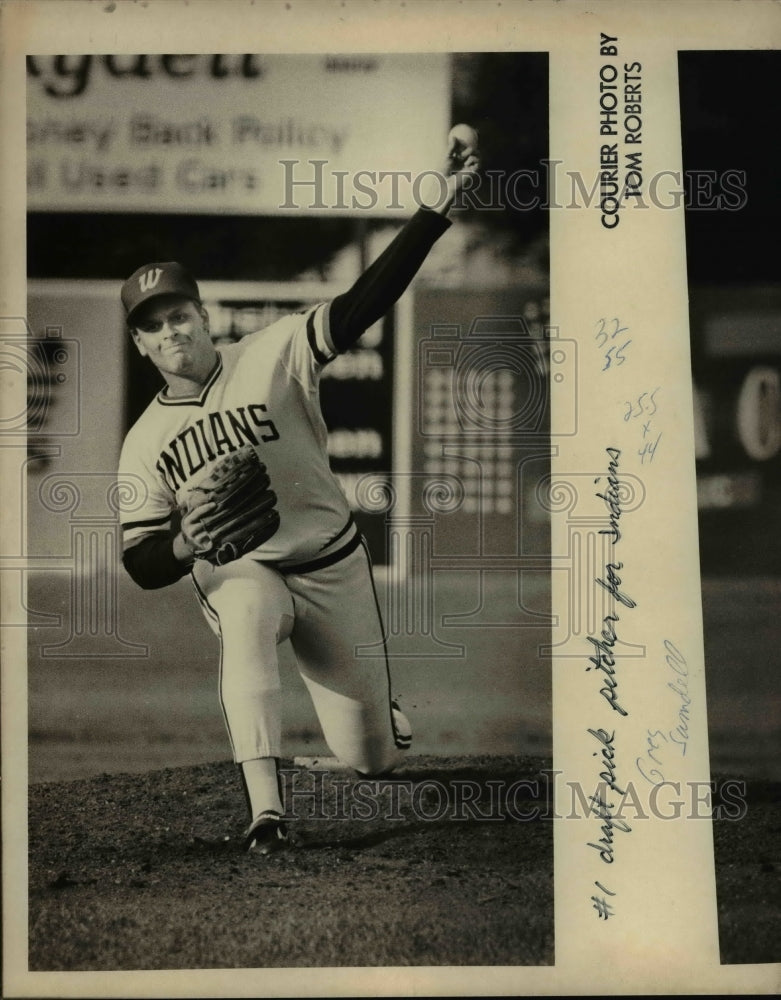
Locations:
121;261;201;324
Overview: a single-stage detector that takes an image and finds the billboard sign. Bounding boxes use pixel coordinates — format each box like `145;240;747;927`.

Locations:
27;53;449;215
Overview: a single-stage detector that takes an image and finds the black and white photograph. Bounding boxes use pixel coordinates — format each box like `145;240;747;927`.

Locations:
23;45;554;971
3;1;780;997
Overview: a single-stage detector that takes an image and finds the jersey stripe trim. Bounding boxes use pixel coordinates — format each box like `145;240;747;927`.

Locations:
278;530;361;576
156;353;223;407
321;300;337;356
306;305;338;366
306;309;330;366
317;513;355;553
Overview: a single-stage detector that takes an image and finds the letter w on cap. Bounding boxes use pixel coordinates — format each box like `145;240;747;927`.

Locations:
139;267;163;292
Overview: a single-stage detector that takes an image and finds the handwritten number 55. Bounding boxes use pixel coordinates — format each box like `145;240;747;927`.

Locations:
603;341;631;371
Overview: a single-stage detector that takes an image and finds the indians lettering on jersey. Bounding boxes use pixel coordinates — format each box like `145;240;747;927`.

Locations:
156;404;279;492
118;304;356;564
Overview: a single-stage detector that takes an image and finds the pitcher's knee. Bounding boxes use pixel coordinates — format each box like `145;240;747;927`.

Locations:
346;743;405;778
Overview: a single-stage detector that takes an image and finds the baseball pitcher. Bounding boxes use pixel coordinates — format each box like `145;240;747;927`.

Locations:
117;130;480;853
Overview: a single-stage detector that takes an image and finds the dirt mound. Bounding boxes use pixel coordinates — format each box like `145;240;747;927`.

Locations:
29;755;554;970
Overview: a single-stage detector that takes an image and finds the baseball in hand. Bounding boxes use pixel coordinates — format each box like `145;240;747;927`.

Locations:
448;123;479;157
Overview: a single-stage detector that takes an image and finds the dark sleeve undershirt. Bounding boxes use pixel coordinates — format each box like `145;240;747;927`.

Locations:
122;533;191;590
328;206;451;353
122;207;451;590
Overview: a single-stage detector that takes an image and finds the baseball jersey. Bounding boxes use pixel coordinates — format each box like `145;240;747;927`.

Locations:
118;302;354;566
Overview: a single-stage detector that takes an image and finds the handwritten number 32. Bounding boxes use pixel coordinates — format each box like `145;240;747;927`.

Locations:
595;319;631;371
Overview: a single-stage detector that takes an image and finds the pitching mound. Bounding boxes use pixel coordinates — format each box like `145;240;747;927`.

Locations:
29;755;554;970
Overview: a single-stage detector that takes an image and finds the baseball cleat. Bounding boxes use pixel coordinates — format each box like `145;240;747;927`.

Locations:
391;699;413;750
243;810;289;855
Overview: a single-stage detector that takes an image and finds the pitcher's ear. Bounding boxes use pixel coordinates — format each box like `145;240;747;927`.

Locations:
129;328;148;357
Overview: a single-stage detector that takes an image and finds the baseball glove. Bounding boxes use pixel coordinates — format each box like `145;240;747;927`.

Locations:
180;446;280;566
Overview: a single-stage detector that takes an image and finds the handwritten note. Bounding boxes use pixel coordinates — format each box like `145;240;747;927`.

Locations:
589;448;636;718
624;387;663;463
585;445;637;913
635;640;691;785
595;317;631;371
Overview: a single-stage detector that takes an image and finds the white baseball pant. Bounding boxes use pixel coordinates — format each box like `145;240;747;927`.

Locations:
191;537;409;776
